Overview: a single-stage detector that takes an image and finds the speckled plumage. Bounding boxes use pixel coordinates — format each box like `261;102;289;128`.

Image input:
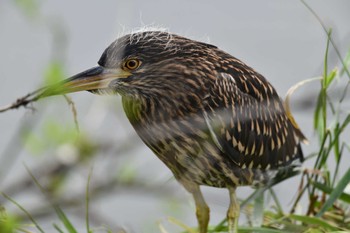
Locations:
97;31;304;188
86;31;305;232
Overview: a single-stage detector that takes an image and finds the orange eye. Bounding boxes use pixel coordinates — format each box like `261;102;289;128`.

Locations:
123;58;141;71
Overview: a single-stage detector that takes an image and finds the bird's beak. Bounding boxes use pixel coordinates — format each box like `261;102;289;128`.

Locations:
39;66;131;97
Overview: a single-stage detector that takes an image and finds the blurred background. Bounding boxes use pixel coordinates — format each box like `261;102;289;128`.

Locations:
1;0;350;232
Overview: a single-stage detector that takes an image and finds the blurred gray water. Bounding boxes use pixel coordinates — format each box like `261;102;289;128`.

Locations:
1;0;350;232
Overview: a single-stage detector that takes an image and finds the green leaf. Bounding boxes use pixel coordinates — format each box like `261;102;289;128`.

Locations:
316;167;350;217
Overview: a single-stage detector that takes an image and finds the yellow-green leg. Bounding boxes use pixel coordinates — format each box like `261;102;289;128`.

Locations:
227;187;240;233
185;184;210;233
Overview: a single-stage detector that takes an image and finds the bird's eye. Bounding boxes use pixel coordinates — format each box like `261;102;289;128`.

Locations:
123;58;141;71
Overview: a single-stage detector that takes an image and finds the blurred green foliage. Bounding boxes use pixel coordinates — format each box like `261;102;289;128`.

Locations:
0;207;18;233
23;119;79;155
44;62;66;86
13;0;40;19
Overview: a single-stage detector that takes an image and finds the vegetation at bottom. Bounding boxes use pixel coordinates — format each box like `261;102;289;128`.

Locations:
1;1;350;233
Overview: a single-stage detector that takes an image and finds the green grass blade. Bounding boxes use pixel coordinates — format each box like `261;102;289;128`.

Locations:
54;206;78;233
328;232;350;233
53;223;65;233
316;167;350;217
269;189;283;215
252;192;264;227
340;47;350;76
238;227;286;233
340;114;350;132
24;165;78;233
0;192;45;233
86;168;93;233
289;214;339;231
211;218;226;232
301;0;350;79
325;68;338;88
313;91;323;134
240;189;263;208
312;181;350;203
332;122;341;174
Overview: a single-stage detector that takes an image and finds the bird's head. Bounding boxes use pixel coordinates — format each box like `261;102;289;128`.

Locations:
41;31;218;99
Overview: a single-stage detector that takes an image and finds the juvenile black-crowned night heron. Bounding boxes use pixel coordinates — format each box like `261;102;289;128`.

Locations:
42;31;306;233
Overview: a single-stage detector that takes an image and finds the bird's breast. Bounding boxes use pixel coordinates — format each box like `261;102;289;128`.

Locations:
120;95;274;188
121;95;220;183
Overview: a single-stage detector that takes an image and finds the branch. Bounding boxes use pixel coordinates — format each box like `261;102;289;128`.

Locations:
0;88;45;113
0;81;68;114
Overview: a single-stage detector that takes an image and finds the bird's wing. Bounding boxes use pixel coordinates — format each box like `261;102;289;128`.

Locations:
203;71;303;170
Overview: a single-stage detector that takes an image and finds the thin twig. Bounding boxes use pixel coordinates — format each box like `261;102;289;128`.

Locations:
63;95;80;132
0;89;44;113
0;79;68;114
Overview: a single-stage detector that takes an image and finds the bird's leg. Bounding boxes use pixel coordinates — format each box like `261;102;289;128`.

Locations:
193;186;210;233
185;184;210;233
227;187;239;233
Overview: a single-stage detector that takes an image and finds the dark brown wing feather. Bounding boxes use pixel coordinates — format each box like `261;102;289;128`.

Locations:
204;71;303;170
